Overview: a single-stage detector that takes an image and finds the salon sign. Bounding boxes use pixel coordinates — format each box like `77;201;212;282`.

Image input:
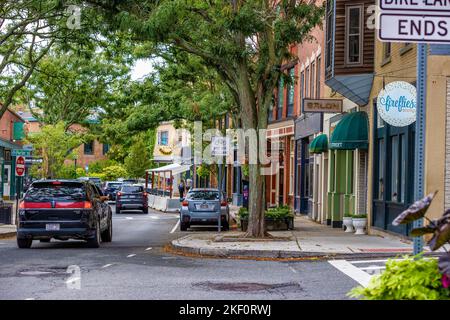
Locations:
377;81;417;127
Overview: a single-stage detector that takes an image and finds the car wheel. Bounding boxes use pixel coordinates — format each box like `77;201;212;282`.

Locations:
86;220;101;248
143;207;149;214
40;239;51;243
180;222;188;231
101;215;113;242
17;238;32;249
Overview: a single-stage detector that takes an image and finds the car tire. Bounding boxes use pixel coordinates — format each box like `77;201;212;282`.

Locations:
40;239;51;243
17;238;32;249
101;215;113;242
143;207;149;214
86;220;101;248
180;222;188;231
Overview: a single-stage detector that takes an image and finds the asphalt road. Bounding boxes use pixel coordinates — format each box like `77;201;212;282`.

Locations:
0;205;360;300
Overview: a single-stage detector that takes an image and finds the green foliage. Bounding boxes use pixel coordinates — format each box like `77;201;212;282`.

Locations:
86;159;118;174
76;167;86;178
196;165;211;179
241;164;249;178
352;214;367;219
124;135;152;178
100;165;128;181
349;255;450;300
265;206;294;220
87;172;106;181
343;214;353;218
57;165;77;179
238;207;249;220
26;122;84;179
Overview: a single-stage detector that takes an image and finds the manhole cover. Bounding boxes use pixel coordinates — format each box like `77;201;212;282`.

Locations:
193;282;302;292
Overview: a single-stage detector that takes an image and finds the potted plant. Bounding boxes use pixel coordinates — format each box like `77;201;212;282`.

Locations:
343;214;354;233
238;206;294;231
349;191;450;300
352;214;367;235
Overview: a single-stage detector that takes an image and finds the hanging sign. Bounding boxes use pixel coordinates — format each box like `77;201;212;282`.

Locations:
377;81;417;127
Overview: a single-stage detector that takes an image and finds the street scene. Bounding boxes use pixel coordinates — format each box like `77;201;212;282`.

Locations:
1;0;450;307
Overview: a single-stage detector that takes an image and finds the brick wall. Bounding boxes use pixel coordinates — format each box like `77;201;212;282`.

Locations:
0;108;24;142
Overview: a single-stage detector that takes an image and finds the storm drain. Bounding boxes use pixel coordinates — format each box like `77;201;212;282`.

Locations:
193;282;302;293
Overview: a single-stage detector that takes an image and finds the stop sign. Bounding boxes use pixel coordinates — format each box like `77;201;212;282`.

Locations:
15;156;25;176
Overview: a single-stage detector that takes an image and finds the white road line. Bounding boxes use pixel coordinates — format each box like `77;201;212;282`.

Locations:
125;217;133;220
145;247;152;251
350;259;402;264
127;254;136;258
289;266;298;274
170;219;180;234
329;260;372;287
101;264;114;269
359;266;386;271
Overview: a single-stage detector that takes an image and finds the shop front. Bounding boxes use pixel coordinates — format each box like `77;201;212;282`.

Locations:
294;113;322;215
327;111;369;228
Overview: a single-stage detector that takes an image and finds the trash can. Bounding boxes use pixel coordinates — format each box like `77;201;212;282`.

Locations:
0;203;13;224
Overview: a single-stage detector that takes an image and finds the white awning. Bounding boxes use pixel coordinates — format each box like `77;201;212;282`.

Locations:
147;163;191;176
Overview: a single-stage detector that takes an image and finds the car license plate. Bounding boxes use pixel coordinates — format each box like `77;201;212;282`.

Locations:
130;195;136;198
46;224;60;231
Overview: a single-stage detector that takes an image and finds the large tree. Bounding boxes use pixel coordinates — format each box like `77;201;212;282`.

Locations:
83;0;324;237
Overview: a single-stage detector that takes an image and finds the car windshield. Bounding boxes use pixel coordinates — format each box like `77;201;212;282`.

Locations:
187;191;220;200
107;183;122;190
25;182;86;202
121;186;143;193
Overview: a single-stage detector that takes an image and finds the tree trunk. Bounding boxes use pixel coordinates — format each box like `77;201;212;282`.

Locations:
246;162;266;238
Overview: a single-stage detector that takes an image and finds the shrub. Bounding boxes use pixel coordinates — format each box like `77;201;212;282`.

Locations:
265;206;294;220
238;207;249;219
101;165;128;181
352;214;367;219
349;255;450;300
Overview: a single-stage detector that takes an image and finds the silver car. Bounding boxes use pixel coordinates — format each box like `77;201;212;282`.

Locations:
180;188;230;231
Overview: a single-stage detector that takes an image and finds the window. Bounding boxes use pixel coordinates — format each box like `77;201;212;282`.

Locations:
310;62;315;99
383;42;392;61
84;141;94;155
268;104;274;121
316;56;321;98
378;139;384;200
158;131;169;146
102;143;109;155
325;0;334;71
286;68;295;117
305;67;310;98
277;77;284;120
346;5;363;65
391;135;399;202
300;71;305;112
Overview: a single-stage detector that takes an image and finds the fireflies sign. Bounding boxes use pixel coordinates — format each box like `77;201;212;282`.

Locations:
377;81;417;127
379;0;450;43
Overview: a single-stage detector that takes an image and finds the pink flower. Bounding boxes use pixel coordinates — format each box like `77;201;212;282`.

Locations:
442;274;450;289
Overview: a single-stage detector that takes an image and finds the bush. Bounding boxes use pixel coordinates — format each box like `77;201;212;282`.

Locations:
57;165;77;179
352;214;367;219
76;167;86;178
349;255;450;300
238;206;293;220
101;165;128;181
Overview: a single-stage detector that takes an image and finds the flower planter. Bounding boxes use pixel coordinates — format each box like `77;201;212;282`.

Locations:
240;217;294;231
343;217;354;233
352;218;367;235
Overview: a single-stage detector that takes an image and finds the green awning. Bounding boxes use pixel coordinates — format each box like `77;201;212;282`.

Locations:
309;134;328;154
330;111;368;150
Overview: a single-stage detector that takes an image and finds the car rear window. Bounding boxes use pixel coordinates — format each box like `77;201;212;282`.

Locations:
107;183;122;189
121;186;143;193
187;191;220;200
25;182;87;202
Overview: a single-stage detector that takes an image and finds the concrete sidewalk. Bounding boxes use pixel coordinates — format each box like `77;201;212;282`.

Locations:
171;215;424;259
0;224;16;239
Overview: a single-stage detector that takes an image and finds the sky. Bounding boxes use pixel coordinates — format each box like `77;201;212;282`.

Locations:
130;59;155;81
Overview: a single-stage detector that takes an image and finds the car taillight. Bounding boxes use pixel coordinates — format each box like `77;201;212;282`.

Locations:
19;201;25;209
84;201;92;209
221;201;227;206
117;192;122;197
143;192;148;197
182;201;189;207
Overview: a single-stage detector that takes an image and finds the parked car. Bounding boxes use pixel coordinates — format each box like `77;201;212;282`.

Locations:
180;188;229;231
16;180;112;249
116;184;148;214
103;181;123;201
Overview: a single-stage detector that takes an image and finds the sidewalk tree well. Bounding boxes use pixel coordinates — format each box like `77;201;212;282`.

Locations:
84;0;324;237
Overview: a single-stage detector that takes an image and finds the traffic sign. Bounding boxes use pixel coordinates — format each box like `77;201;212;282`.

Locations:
23;144;34;151
380;0;450;12
11;149;32;157
211;136;230;157
379;14;450;43
15;156;25;177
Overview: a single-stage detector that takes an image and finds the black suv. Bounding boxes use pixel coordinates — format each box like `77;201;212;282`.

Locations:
116;184;148;214
17;180;112;248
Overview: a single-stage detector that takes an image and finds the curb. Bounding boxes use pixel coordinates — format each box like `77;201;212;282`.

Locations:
0;232;16;239
170;239;441;260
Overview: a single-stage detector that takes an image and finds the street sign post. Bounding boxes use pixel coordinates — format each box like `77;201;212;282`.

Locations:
377;3;448;254
11;149;31;157
15;156;25;177
211;136;230;233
